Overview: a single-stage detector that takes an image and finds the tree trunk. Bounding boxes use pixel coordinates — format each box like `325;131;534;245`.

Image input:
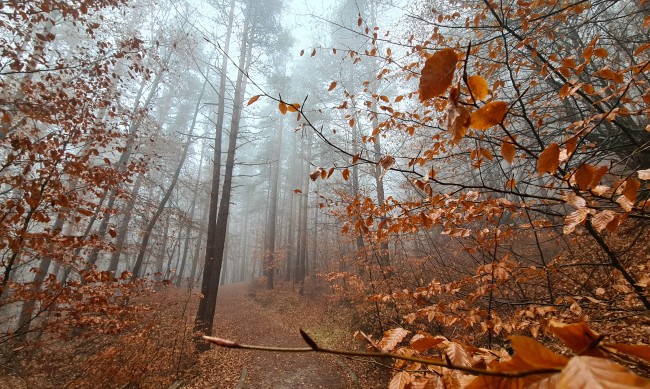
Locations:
264;120;283;289
194;0;252;352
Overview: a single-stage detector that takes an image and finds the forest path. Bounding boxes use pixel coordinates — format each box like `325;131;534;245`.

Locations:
190;282;358;389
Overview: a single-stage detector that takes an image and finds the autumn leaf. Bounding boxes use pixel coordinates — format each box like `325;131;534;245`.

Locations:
342;168;350;181
510;335;568;369
548;321;605;357
469;101;508;130
446;100;471;144
328;81;337;91
537;143;560;176
419;48;458;101
638;168;650;180
604;343;650;364
574;163;595;190
378;155;395;180
409;334;446;352
293;189;302;193
378;327;410;352
622;178;640;203
444;341;472;367
247;95;261;106
278;101;288;115
389;371;411;389
558;356;650;388
591;210;617;232
467;75;488;101
286;103;300;113
564;208;588;234
501;140;516;164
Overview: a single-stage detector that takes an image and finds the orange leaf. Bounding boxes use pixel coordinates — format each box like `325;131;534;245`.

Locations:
604;343;650;363
622;178;640;203
591;210;616;232
537;143;560;176
548;321;605;357
574;163;595;190
593;47;608;58
378;328;410;352
247;95;261;106
510;335;568;369
389;371;411;389
469;101;508;130
479;147;493;160
467;75;488;100
446;101;470;144
419;48;458;101
278;101;288;115
409;334;446;353
286;103;300;113
328;81;337;91
594;68;624;83
558;356;650;388
293;189;302;193
501;140;516;164
342;168;350;181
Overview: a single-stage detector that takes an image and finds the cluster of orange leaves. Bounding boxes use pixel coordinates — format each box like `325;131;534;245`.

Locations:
365;321;650;388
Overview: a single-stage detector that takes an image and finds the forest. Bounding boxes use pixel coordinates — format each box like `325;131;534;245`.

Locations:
1;0;649;388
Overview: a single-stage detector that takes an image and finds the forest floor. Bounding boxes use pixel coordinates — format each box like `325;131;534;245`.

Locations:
186;281;388;388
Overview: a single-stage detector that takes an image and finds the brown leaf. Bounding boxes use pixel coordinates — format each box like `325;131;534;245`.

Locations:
279;101;288;115
604;343;650;363
328;81;337;91
419;48;458;101
563;208;588;234
445;341;472;367
309;169;321;181
537;143;560;176
409;334;446;353
389;371;411;389
510;336;568;369
469;101;508;130
446;101;471;144
548;321;605;357
558;356;650;388
575;164;595;191
622;178;640;203
342;168;350;181
378;328;410;352
247;95;262;106
467;75;488;101
638;168;650;180
501;140;516;164
591;210;617;232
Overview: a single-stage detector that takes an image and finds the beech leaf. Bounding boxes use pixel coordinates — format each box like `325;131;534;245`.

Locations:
446;101;471;144
501;140;516;164
509;335;568;369
467;75;488;100
328;81;337;91
278;101;288;115
469;101;508;130
549;321;605;357
419;48;458;101
247;95;261;106
575;163;595;191
605;343;650;363
537;143;560;176
378;327;410;352
558;356;650;389
389;371;411;389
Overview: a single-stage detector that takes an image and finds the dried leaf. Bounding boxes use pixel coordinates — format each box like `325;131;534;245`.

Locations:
537;143;560;176
247;95;261;106
279;101;288;115
558;356;650;388
389;371;411;389
342;168;350;181
419;48;458;101
638;168;650;180
575;164;595;191
328;81;337;91
445;341;472;367
509;335;568;369
469;101;508;130
604;343;650;363
446;102;471;144
467;75;488;100
501;140;516;164
378;327;410;352
548;321;605;357
564;208;588;234
622;178;640;203
410;334;447;353
591;210;616;232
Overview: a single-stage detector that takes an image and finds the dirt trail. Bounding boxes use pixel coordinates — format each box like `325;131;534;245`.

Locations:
199;283;356;389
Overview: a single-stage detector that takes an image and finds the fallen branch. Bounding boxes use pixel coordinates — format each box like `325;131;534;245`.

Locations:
203;330;561;379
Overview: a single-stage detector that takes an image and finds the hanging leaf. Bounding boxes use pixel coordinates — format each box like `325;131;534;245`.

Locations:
469;101;508;130
378;328;410;352
328;81;337;91
591;210;617;232
293;189;302;194
467;75;488;100
286;103;300;113
622;178;640;203
446;100;471;144
558;356;650;388
564;208;588;234
510;336;568;369
389;371;411;389
419;48;458;101
604;343;650;363
537;143;561;176
574;163;595;190
247;95;261;106
638;168;650;180
501;140;516;164
444;341;472;367
548;321;605;357
409;334;446;352
278;101;288;115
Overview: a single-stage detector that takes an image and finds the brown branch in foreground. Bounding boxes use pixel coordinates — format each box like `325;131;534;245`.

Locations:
203;330;561;379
